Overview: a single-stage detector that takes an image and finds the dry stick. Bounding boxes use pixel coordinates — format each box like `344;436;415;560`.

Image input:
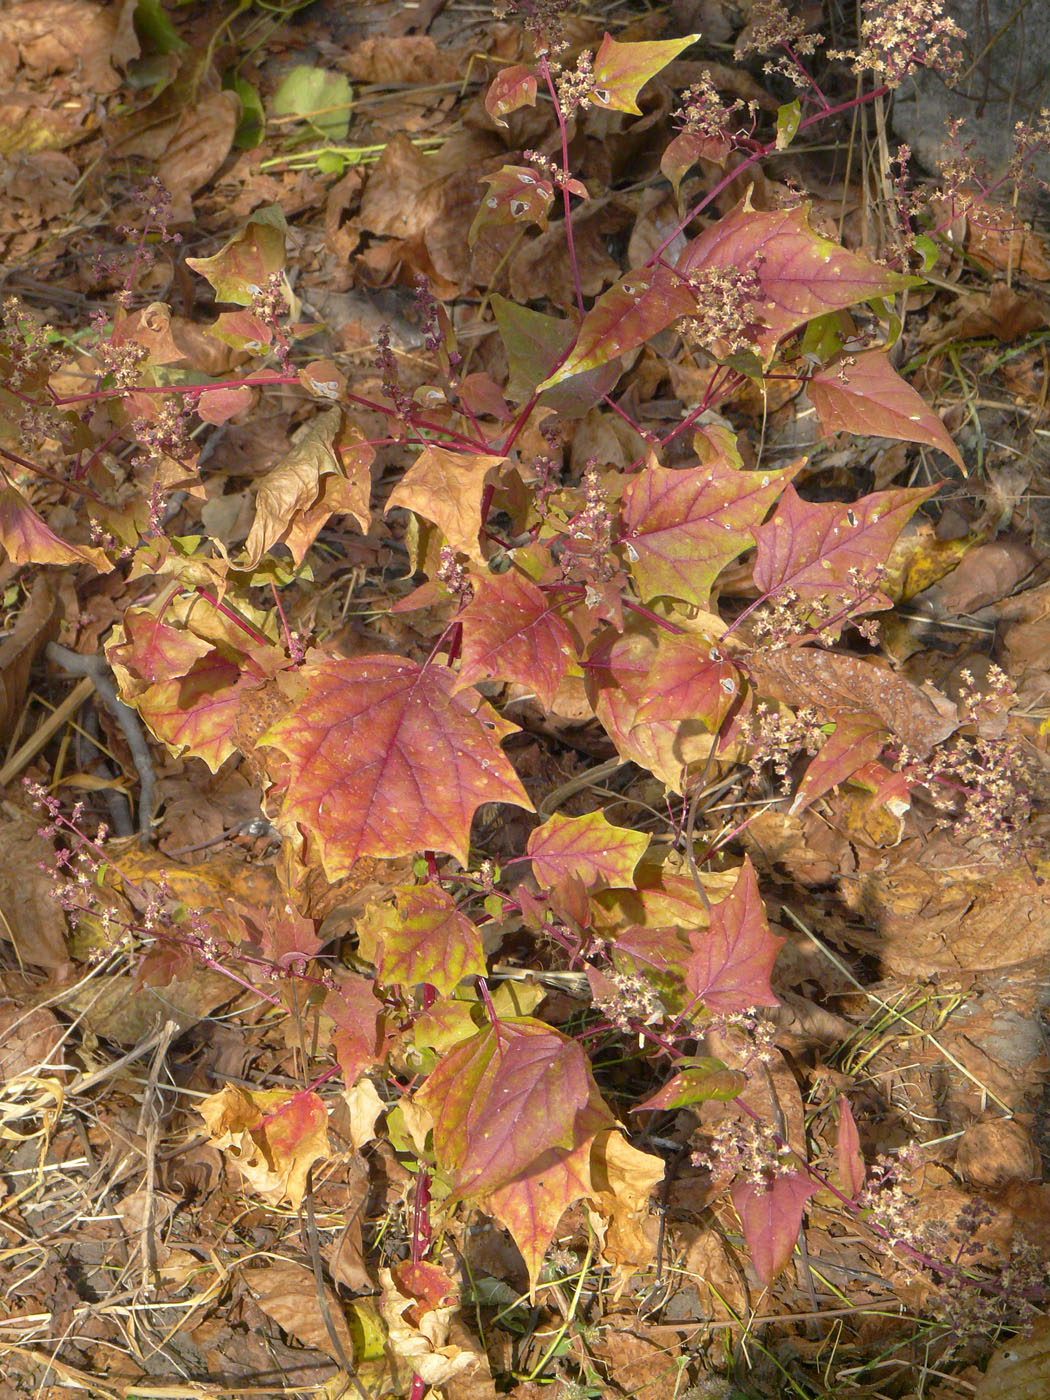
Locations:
0;675;94;787
45;643;156;841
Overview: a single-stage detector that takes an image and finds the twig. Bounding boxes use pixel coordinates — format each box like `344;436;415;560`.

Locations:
45;644;156;841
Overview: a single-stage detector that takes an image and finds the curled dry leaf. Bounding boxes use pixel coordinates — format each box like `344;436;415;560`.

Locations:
380;1264;479;1390
974;1314;1050;1400
198;1084;330;1208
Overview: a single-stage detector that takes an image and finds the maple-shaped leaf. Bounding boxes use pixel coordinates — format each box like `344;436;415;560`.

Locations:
837;1097;866;1199
357;884;486;997
386;446;504;563
590;32;699;114
731;1171;820;1286
634;1057;748;1112
685;857;783;1012
186;205;288;306
808;350;962;467
485;64;538;127
416;1017;590;1199
198;1084;329;1208
678;201;916;358
482;1094;610;1292
454;569;574;710
751;483;938;628
789;715;888;815
538;265;696;389
469;165;554;246
261;654;533;876
527;811;649;891
0;484;112;572
492;295;622;417
106;606;213;697
586;625;739;791
324;973;384;1087
621;455;798;608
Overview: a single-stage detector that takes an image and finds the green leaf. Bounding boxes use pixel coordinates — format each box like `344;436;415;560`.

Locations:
635;1058;748;1111
775;98;802;150
134;0;187;54
225;74;265;149
357;885;487;998
272;64;353;143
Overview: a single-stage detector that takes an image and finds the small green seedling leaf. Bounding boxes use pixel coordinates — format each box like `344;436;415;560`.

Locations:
775;98;802;150
272;64;353;143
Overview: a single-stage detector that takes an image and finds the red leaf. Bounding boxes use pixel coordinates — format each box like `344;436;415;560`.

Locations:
470;165;554;245
590;32;699;114
135;650;263;774
622;454;798;607
417;1018;591;1198
324;973;384;1087
808;351;963;467
837;1097;866;1200
527;811;650;891
539;265;696;389
751;483;938;631
731;1171;820;1286
685;857;783;1012
484;64;537;127
481;1096;609;1291
678;202;916;358
789;715;888;815
358;884;486;997
262;655;532;876
586;625;741;791
454;569;574;710
660;128;730;199
106;606;212;693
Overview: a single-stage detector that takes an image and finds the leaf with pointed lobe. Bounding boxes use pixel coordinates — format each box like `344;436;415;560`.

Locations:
635;1057;748;1112
527;811;649;892
469;165;554;246
260;653;533;878
106;606;213;696
686;857;783;1012
357;884;486;997
133;649;264;773
751;483;938;631
198;1084;329;1208
789;715;888;816
586;625;739;791
416;1018;591;1199
386;445;504;563
731;1170;820;1286
837;1097;866;1200
590;32;700;114
661;128;730;199
538;265;696;389
808;351;963;466
454;569;574;710
485;64;538;127
0;485;112;572
481;1095;610;1292
492;295;622;417
324;973;385;1087
621;454;799;608
186;206;288;306
678;202;916;359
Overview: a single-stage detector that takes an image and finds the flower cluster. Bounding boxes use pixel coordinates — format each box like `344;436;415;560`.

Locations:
1;296;61;391
737;0;824;84
674;73;743;143
832;0;964;88
680;263;763;355
437;544;471;597
375;324;412;419
556;49;594;114
591;968;665;1033
492;0;571;59
739;702;826;792
693;1113;797;1187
